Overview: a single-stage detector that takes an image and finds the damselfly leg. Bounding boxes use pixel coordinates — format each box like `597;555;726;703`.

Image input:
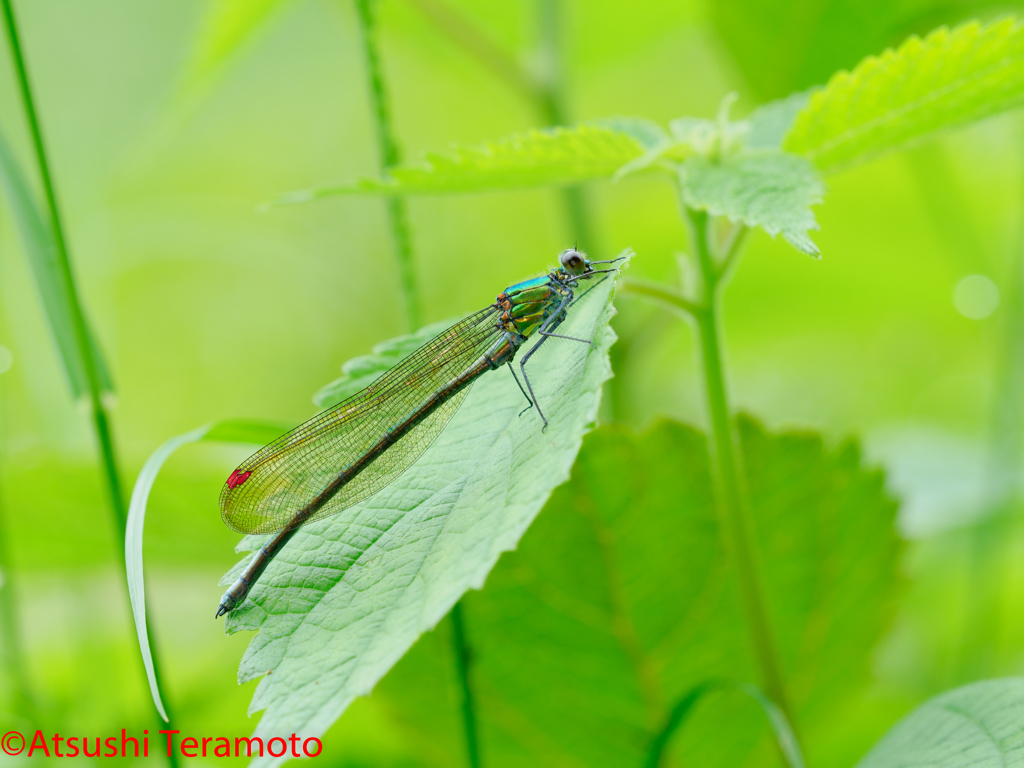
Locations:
517;262;625;429
517;293;594;429
507;365;535;417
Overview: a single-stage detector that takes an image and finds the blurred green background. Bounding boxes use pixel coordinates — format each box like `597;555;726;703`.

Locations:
3;0;1024;765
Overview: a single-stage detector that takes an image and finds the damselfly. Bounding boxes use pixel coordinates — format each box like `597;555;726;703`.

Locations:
216;248;623;617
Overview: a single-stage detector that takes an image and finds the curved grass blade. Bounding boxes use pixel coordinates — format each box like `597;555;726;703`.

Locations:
644;680;720;768
737;683;804;768
646;679;804;768
125;419;290;720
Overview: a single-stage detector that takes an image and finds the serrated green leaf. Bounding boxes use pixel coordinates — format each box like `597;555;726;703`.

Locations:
0;128;113;398
271;109;822;257
377;415;900;767
125;418;293;722
273;125;648;204
785;17;1024;173
614;96;808;183
221;254;629;765
679;153;824;256
855;678;1024;767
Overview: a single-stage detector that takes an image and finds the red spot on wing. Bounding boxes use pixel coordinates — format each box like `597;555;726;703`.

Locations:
227;469;252;490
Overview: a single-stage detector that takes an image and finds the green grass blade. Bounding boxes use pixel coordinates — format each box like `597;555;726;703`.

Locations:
735;683;805;768
0;129;112;397
125;418;292;721
644;680;804;768
785;16;1024;173
645;681;720;768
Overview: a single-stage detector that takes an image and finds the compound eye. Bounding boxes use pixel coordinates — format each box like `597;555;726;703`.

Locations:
560;248;586;274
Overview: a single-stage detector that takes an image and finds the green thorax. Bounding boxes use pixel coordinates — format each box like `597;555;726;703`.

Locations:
495;272;573;341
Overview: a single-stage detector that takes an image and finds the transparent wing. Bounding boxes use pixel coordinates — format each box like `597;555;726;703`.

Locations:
220;306;503;534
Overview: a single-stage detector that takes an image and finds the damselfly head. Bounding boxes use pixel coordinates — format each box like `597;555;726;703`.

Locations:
559;248;589;276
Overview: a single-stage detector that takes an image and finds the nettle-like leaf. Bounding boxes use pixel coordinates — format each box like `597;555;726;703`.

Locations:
274;124;653;204
276;109;822;256
855;678;1024;767
679;153;824;256
223;254;628;765
786;16;1024;173
377;416;901;768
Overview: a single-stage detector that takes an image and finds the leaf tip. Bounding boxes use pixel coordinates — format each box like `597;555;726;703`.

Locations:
783;232;821;258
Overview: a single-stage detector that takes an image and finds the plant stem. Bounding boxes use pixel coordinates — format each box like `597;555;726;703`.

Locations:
351;3;481;760
450;602;482;768
1;3;178;761
717;224;749;282
620;278;701;318
534;0;592;248
682;202;794;727
402;0;594;248
354;0;422;331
